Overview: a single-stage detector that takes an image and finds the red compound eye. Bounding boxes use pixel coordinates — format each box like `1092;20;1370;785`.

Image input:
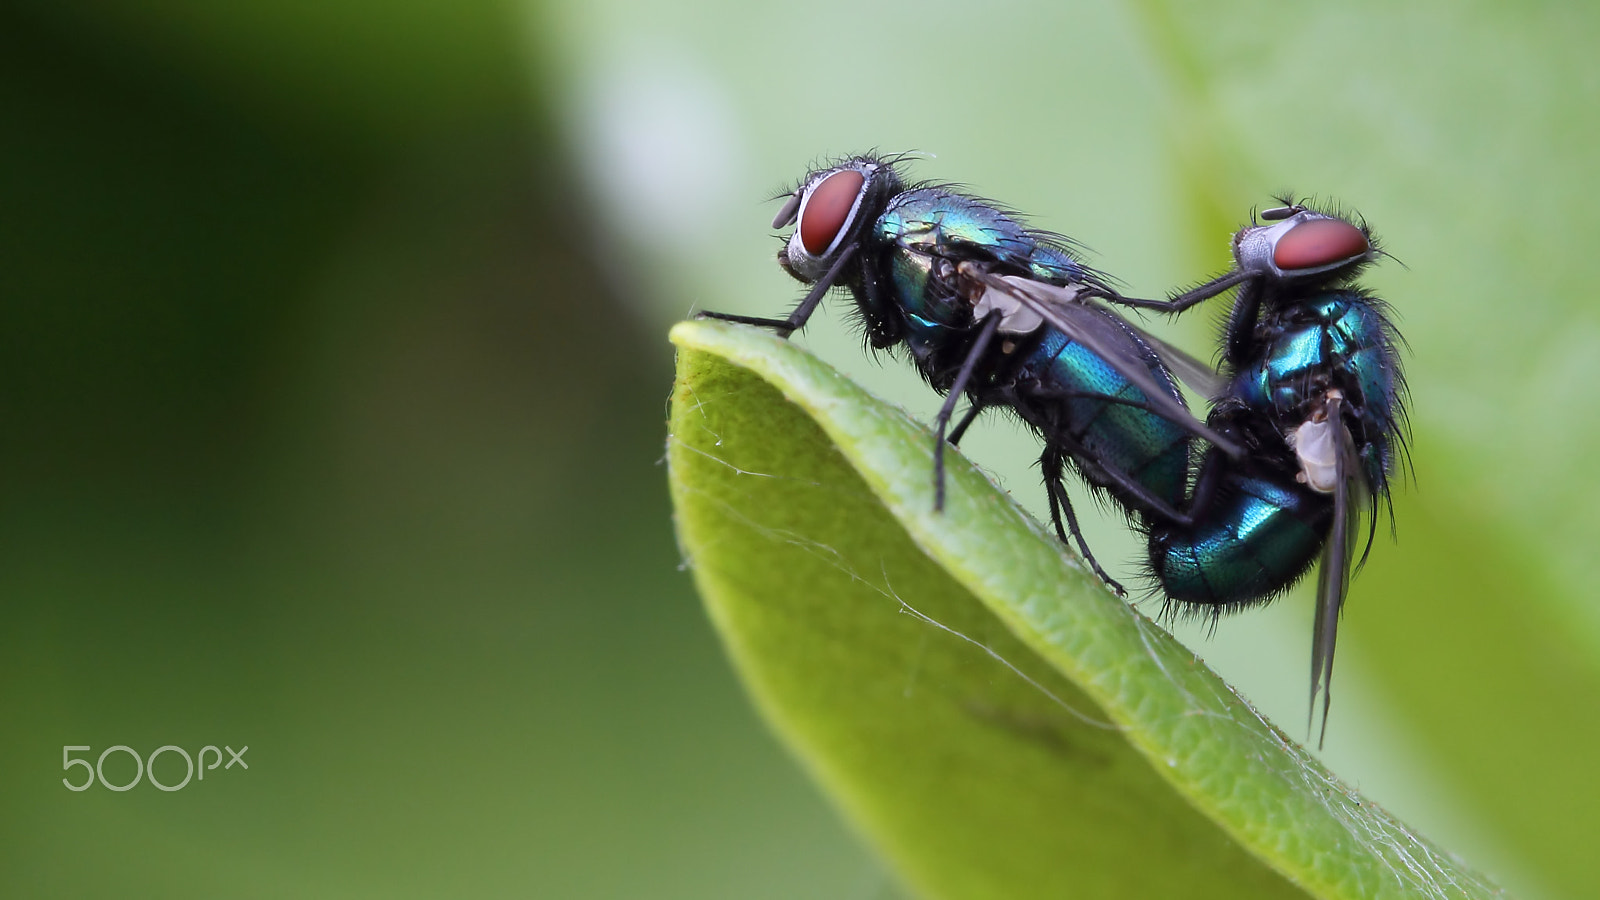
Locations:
799;169;866;256
1273;217;1369;271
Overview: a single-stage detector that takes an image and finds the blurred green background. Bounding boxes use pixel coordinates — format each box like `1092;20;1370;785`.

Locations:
3;1;1596;897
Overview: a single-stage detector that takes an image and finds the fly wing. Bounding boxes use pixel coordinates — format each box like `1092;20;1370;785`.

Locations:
1131;328;1227;401
968;269;1242;459
1309;395;1370;748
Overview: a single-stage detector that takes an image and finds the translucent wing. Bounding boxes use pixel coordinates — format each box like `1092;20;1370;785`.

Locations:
1309;394;1371;748
963;267;1242;459
1131;328;1227;401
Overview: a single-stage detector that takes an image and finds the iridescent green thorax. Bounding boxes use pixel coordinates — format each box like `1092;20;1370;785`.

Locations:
875;188;1086;330
1237;289;1402;491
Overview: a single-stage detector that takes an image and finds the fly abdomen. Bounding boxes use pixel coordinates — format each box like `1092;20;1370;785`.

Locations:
1149;470;1330;609
1009;318;1193;517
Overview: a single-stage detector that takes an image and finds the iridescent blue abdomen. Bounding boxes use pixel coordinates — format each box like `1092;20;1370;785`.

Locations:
1152;469;1329;606
1012;322;1191;511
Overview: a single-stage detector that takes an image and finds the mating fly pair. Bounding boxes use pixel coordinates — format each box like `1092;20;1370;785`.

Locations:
700;154;1407;742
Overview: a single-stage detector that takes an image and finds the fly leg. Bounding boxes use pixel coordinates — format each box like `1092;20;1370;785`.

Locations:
1107;269;1251;312
1042;445;1126;596
947;404;983;447
698;245;858;337
931;314;1001;511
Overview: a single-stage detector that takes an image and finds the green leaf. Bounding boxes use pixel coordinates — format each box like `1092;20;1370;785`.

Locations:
667;318;1503;900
